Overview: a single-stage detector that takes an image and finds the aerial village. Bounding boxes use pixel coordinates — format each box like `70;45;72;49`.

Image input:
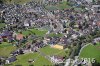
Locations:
0;0;100;66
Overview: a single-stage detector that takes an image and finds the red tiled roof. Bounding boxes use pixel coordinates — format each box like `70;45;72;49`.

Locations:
16;34;23;40
97;21;100;26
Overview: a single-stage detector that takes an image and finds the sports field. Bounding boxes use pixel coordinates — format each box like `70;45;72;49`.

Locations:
79;43;100;62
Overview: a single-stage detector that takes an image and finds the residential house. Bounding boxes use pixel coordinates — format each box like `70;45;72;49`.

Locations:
16;34;24;40
50;55;64;64
92;5;100;13
6;56;17;64
96;21;100;28
93;37;100;43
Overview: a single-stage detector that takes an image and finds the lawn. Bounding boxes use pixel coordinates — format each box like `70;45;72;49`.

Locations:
57;1;71;10
79;43;100;62
0;42;16;57
11;53;52;66
40;46;69;57
45;1;71;10
22;29;47;36
3;0;44;4
0;23;5;29
49;33;63;37
3;0;32;4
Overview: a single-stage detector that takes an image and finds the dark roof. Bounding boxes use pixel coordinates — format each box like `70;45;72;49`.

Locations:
7;56;17;63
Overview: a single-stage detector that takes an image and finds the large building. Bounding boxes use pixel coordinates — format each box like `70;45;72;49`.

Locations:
92;5;100;13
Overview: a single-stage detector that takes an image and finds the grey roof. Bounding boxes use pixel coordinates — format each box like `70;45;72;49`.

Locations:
7;56;17;63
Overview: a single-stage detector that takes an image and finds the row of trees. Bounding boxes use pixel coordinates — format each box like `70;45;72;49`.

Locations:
69;29;100;58
0;0;12;4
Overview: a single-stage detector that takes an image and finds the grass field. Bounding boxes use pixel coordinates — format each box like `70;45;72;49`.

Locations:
3;0;44;4
57;1;71;10
0;42;16;57
45;1;71;10
0;23;5;29
49;33;63;37
11;46;69;66
11;53;52;66
79;43;100;62
22;29;47;36
29;29;47;36
40;46;69;57
3;0;32;4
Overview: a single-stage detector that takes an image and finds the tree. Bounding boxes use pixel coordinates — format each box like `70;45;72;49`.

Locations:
0;0;3;3
92;60;100;66
92;0;96;4
74;42;81;56
69;22;75;28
